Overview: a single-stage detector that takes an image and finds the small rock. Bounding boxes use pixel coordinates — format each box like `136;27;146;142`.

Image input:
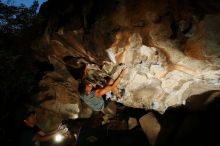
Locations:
139;112;161;146
128;117;138;130
103;101;117;115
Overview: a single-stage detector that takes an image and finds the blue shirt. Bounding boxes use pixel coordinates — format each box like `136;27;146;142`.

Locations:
80;91;104;111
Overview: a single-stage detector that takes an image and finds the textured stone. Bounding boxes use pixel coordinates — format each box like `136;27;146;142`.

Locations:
139;112;161;146
203;15;220;65
33;0;220;128
36;108;62;132
128;117;138;130
108;33;220;113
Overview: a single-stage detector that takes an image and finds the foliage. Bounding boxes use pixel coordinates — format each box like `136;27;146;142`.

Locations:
0;0;39;34
0;0;40;124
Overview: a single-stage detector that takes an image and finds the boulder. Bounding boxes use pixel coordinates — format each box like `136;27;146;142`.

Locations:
139;112;161;146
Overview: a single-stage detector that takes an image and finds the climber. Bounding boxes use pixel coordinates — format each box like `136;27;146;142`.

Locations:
78;68;127;112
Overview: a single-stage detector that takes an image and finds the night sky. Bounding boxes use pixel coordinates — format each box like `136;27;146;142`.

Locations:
2;0;46;7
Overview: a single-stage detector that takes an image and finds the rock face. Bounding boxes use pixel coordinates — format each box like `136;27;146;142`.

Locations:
32;0;220;130
110;31;220;113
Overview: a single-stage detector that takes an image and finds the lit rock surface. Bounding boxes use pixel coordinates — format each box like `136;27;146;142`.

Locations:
32;0;220;129
109;31;220;113
139;112;161;146
128;117;138;130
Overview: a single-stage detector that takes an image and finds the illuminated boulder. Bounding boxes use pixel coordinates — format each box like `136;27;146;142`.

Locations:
33;0;220;129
